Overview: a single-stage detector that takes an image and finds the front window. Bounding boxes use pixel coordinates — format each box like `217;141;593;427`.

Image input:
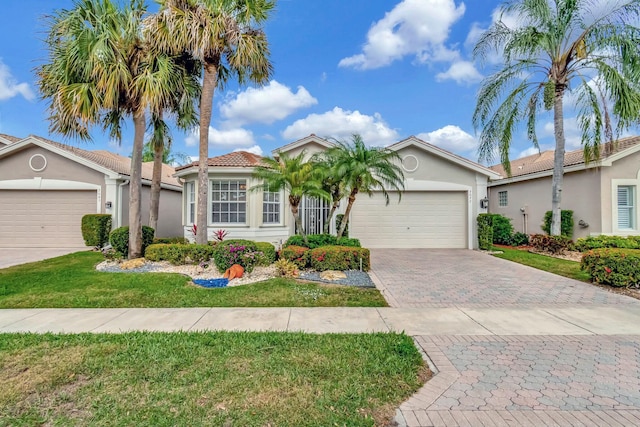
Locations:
498;191;508;207
211;179;246;224
187;182;195;224
263;190;281;224
618;185;635;229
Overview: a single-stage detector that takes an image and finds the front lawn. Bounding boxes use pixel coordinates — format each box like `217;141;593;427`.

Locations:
491;246;591;282
0;252;386;308
0;331;427;426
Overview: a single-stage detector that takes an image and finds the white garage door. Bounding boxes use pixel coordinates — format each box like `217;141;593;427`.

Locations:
0;190;97;248
350;191;467;248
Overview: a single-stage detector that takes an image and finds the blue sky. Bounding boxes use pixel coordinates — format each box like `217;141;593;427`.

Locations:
0;0;631;164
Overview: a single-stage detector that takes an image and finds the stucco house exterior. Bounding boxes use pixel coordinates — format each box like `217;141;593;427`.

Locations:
0;134;183;248
174;134;499;249
488;136;640;239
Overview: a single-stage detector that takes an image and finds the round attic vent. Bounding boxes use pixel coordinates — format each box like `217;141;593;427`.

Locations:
29;154;47;172
401;154;418;173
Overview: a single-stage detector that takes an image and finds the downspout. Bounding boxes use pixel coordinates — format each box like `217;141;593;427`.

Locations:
117;179;130;228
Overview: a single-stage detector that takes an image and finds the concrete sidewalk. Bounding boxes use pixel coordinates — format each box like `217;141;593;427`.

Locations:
3;305;640;335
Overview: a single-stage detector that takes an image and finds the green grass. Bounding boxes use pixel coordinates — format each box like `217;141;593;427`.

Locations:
0;332;427;427
0;252;386;308
492;246;591;282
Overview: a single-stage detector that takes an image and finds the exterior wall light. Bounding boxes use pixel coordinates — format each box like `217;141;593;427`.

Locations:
480;197;489;209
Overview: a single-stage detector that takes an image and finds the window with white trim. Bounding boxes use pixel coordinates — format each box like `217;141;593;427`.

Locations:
211;179;246;224
618;185;635;229
498;191;508;207
187;182;195;224
263;190;281;224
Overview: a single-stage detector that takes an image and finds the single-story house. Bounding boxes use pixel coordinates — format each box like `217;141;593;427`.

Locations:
0;134;183;248
488;135;640;239
174;134;500;249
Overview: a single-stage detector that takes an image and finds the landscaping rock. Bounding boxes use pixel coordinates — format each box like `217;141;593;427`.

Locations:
319;270;347;281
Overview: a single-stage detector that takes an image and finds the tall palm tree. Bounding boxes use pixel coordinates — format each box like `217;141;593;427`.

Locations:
38;0;199;258
312;150;347;234
252;152;328;245
473;0;640;235
147;0;274;244
328;134;405;239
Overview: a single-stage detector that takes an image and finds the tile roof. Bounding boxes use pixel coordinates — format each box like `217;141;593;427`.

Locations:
25;135;180;187
490;135;640;179
0;133;20;143
175;151;263;171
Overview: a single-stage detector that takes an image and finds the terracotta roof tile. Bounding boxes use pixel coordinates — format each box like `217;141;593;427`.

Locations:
0;133;20;143
175;151;263;171
490;135;640;178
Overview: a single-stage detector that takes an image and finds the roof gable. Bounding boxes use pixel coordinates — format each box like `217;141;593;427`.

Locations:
272;134;336;156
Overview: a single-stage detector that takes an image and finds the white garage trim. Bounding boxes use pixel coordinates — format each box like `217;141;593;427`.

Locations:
0;178;102;212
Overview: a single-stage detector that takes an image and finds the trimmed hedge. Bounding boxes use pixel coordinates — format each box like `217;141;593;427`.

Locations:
574;235;640;252
542;210;574;238
308;246;370;271
152;237;189;245
284;233;338;249
490;214;514;245
145;243;215;265
212;239;260;273
336;237;361;247
109;226;155;257
477;214;493;250
81;214;112;248
581;248;640;287
529;234;572;254
280;245;309;269
255;241;277;265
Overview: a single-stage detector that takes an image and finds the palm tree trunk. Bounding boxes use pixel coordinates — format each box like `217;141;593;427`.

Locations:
291;202;308;246
337;190;358;239
323;200;339;234
129;110;146;259
196;61;218;244
149;141;164;234
551;88;566;236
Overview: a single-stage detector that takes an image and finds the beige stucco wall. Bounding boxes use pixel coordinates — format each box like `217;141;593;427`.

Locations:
278;141;329;159
599;152;640;234
120;184;183;237
489;168;602;239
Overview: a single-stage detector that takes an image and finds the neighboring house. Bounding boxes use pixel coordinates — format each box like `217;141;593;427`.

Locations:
0;134;183;248
488;136;640;239
174;134;499;249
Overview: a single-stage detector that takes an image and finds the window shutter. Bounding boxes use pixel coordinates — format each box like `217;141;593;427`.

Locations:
618;186;633;229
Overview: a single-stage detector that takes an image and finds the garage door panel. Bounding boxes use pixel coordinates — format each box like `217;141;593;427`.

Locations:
350;191;467;248
0;190;96;248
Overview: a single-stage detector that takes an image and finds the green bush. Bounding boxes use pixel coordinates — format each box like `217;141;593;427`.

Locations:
489;214;514;245
255;242;277;266
509;232;530;247
81;214;113;248
574;235;640;252
529;233;572;254
145;244;215;265
542;210;574;238
477;214;493;250
152;237;189;245
284;233;338;249
274;258;299;278
212;239;260;273
337;237;361;247
280;245;310;269
109;226;155;257
581;248;640;287
308;246;371;272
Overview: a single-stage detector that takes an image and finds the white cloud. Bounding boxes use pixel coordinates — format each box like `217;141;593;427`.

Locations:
435;60;483;84
185;127;255;148
541;119;582;150
417;125;477;154
338;0;465;70
234;145;263;156
518;146;544;158
0;60;34;101
282;107;399;146
220;80;317;126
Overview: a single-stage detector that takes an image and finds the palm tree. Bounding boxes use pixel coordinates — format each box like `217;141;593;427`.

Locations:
328;134;405;239
252;152;328;245
147;0;274;244
473;0;640;235
312;150;347;234
38;0;199;258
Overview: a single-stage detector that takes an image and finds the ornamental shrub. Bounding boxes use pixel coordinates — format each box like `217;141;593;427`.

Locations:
529;233;572;254
489;214;514;245
308;246;370;271
542;210;574;238
581;248;640;287
212;239;259;272
152;237;189;245
337;237;361;247
284;233;338;249
109;226;155;257
477;214;493;250
81;214;112;248
274;258;299;278
255;242;277;266
574;235;640;252
509;232;530;247
280;245;309;269
145;243;215;265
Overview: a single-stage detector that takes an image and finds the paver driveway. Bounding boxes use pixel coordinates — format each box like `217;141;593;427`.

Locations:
369;249;640;427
